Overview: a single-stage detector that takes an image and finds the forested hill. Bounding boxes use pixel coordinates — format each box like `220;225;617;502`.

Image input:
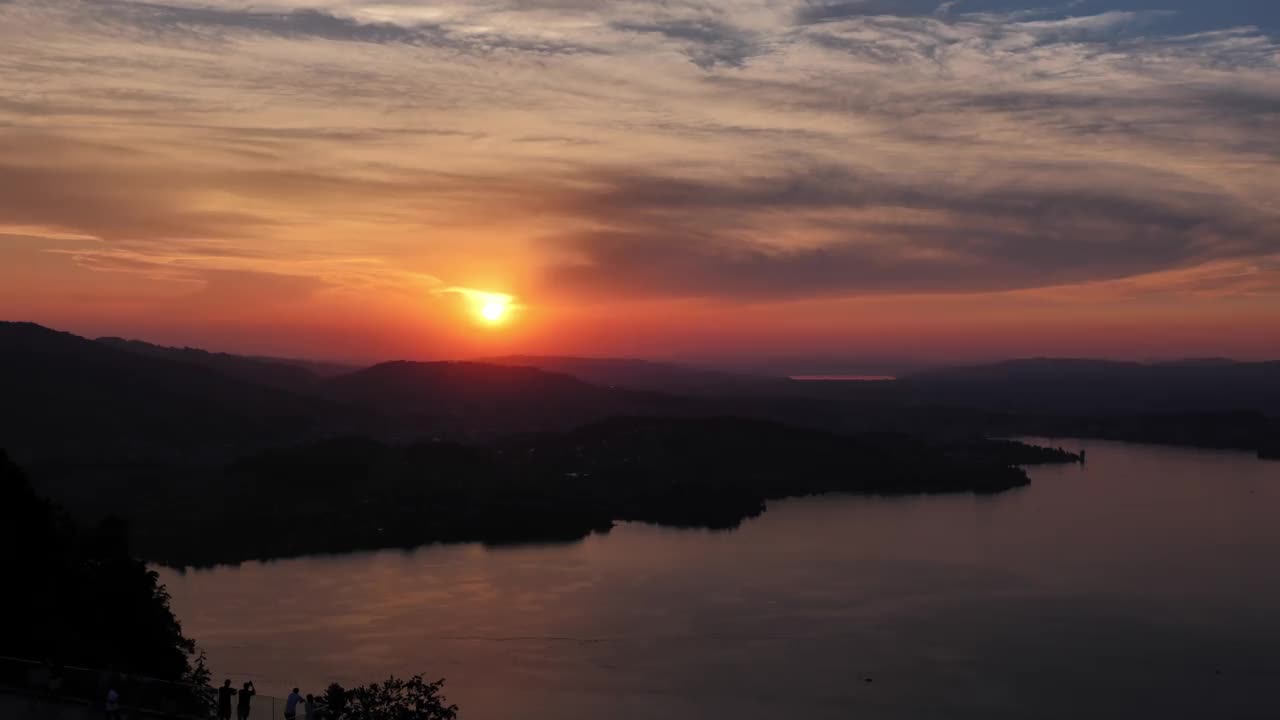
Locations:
4;323;1278;464
29;418;1070;567
898;358;1280;415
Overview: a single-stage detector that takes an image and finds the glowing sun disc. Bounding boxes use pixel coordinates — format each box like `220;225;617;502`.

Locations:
479;298;510;323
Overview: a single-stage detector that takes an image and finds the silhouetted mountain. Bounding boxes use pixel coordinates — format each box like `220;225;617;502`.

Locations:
320;360;701;436
250;355;365;378
14;321;1280;459
986;410;1280;454
0;324;820;462
478;355;798;396
899;358;1280;415
0;322;362;462
98;336;320;391
1156;357;1238;368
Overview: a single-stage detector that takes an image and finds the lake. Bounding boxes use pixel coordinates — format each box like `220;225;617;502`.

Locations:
157;439;1280;719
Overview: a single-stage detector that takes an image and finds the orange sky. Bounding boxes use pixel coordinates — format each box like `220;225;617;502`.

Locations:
1;0;1278;371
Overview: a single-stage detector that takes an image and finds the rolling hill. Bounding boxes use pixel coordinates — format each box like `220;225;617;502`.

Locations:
0;322;362;462
477;355;798;396
320;360;700;437
899;358;1280;415
97;336;321;391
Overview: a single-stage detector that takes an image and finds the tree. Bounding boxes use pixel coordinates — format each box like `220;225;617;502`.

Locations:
326;676;457;720
2;450;208;700
323;683;349;717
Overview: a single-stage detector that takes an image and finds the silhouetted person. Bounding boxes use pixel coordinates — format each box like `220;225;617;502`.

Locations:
237;681;255;720
285;688;302;720
36;660;64;700
304;694;317;720
105;687;121;720
49;662;64;699
1080;449;1087;464
218;679;235;720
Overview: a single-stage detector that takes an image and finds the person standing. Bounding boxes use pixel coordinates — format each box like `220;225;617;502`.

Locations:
237;681;255;720
285;688;303;720
218;680;235;720
303;694;317;720
105;687;121;720
50;662;64;699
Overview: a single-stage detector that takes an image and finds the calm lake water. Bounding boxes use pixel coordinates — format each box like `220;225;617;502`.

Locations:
158;439;1280;719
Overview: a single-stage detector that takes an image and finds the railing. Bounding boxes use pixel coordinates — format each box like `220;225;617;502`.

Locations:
0;655;328;720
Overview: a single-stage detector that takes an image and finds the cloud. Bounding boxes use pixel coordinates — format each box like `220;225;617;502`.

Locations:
1023;255;1280;303
434;287;522;320
610;18;766;69
0;159;271;243
532;164;1279;299
437;284;517;301
1;0;1278;310
794;0;1015;24
86;0;604;56
119;2;429;44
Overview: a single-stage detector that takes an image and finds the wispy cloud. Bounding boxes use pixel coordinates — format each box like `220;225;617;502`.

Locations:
1;0;1278;315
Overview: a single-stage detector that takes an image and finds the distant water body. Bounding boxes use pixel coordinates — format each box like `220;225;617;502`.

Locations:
159;440;1280;719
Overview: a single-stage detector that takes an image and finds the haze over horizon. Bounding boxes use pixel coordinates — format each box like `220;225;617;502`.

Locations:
3;0;1278;364
14;319;1277;380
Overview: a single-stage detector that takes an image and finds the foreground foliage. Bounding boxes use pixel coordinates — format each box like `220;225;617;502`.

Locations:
1;450;206;685
324;676;458;720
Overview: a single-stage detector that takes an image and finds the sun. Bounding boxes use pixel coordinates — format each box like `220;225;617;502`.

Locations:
480;298;509;324
438;287;517;326
470;292;515;325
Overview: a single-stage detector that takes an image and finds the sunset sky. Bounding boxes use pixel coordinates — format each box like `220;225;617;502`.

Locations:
2;0;1278;372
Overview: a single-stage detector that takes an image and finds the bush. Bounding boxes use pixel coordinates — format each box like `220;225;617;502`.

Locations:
325;676;456;720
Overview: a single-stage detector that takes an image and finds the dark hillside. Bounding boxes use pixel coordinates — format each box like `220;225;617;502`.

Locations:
0;322;361;462
98;336;319;391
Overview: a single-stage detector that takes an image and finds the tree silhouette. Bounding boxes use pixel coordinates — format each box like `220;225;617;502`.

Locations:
325;676;457;720
2;449;206;685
